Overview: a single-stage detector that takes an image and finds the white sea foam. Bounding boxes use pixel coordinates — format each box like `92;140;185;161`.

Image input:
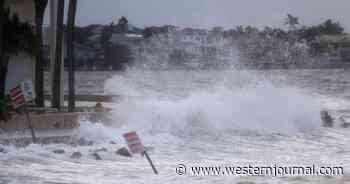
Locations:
77;120;118;143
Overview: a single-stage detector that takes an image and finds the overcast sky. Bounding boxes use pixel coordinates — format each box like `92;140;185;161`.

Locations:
57;0;350;31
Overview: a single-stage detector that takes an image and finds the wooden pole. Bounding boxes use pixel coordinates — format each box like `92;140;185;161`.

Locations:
67;0;77;112
24;105;36;143
51;0;65;109
143;151;158;174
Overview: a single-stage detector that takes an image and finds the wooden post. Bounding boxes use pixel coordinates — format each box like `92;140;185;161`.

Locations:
67;0;77;112
24;105;36;143
51;0;65;109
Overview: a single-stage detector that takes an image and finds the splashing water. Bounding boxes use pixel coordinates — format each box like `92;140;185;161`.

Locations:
105;69;322;138
2;69;350;184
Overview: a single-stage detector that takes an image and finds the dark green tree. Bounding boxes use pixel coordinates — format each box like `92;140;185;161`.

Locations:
119;16;128;25
319;19;344;35
0;9;36;120
118;16;129;33
297;19;344;45
0;9;36;100
284;14;300;30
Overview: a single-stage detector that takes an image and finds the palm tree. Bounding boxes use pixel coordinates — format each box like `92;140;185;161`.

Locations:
67;0;78;112
34;0;48;107
284;14;299;30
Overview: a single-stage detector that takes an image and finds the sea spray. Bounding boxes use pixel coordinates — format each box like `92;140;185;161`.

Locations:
78;120;118;144
104;69;322;138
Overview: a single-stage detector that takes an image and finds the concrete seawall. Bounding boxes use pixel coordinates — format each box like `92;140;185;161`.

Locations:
0;110;114;146
0;113;81;146
0;113;80;131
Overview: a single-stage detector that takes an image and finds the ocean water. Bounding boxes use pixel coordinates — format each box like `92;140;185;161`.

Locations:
2;69;350;184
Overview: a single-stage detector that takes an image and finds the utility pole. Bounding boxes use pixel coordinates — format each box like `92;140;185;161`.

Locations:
67;0;78;112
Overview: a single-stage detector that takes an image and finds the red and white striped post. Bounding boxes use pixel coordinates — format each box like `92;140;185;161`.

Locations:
123;132;158;174
9;81;36;143
9;85;26;108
